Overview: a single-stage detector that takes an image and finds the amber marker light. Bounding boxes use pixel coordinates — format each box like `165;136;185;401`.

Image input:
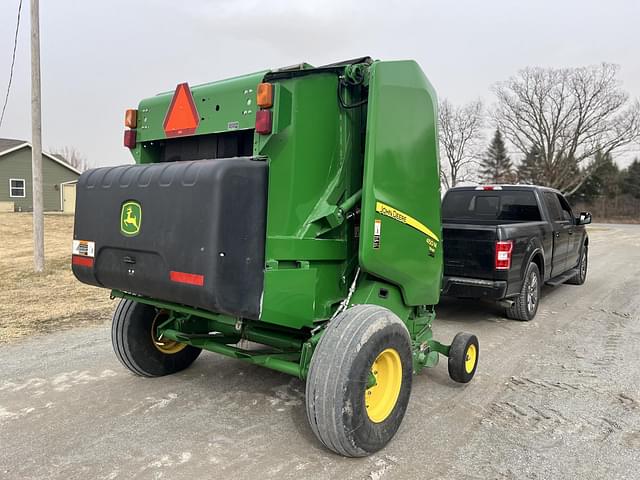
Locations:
125;109;138;128
257;83;274;108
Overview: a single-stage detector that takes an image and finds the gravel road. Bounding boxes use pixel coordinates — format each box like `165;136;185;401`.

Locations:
1;224;639;480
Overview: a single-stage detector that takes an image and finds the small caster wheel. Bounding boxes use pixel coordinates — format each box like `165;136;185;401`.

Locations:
448;332;479;383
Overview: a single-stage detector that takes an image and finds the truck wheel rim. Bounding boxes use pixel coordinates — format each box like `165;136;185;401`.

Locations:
527;272;538;313
580;251;587;278
151;311;187;355
365;348;403;423
465;344;477;374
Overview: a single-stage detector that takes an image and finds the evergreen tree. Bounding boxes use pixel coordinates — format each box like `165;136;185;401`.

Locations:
480;129;514;183
574;151;620;202
517;145;544;184
621;158;640;199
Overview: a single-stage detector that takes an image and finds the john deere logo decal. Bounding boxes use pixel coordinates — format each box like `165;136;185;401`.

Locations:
120;201;142;236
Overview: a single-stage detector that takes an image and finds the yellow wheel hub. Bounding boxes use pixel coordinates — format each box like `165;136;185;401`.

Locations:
465;344;477;374
365;348;403;423
151;312;187;355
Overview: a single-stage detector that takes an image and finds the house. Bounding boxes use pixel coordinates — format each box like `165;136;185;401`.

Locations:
0;138;81;213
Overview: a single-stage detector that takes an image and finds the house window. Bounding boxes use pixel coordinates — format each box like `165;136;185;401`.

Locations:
9;178;26;198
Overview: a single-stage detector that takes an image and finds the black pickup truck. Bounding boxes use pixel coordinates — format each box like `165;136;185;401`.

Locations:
441;185;591;321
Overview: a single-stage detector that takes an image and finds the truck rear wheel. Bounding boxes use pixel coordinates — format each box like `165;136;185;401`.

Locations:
506;262;540;321
305;305;412;457
111;299;201;377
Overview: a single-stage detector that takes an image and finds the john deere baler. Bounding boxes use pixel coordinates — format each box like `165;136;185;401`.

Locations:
72;57;479;457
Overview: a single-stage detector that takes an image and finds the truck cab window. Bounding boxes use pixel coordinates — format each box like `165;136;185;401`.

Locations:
556;194;574;223
442;190;541;223
543;192;563;222
474;196;499;216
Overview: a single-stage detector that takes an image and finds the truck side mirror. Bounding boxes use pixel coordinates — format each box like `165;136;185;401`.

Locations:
577;211;592;225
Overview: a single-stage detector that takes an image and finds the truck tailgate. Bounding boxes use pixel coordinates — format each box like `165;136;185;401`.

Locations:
442;224;498;280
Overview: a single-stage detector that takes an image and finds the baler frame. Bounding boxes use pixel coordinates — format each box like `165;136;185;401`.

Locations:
111;285;448;380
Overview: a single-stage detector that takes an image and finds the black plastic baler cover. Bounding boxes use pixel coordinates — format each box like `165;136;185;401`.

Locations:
72;158;267;319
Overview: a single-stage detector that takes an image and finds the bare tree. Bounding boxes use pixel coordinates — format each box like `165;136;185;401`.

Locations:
494;63;640;194
438;99;484;190
50;146;89;172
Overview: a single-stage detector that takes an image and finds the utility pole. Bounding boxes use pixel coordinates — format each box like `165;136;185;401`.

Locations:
31;0;44;272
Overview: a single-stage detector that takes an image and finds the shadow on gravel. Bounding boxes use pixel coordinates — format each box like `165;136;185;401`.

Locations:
165;351;326;449
436;282;581;326
437;296;506;323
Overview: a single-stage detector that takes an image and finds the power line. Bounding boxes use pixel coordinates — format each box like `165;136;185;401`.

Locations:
0;0;23;129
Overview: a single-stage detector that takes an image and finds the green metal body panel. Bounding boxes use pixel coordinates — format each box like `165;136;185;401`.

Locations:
118;58;454;379
359;60;443;307
130;71;268;164
255;72;361;328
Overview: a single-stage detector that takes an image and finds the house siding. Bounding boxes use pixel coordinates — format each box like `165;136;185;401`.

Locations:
0;146;79;211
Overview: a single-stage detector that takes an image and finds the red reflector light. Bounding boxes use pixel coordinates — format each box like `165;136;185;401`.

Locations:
124;129;136;148
495;241;514;270
72;255;94;268
475;186;502;191
170;270;204;286
163;82;200;137
255;109;272;135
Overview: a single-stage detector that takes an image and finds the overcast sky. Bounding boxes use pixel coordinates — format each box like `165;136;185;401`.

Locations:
0;0;639;167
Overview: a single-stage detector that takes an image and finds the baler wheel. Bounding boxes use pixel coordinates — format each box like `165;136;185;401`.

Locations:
448;332;479;383
305;305;412;457
111;299;201;377
151;311;187;354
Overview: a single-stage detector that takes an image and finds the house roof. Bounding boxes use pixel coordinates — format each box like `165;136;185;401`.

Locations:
0;138;26;153
0;138;81;175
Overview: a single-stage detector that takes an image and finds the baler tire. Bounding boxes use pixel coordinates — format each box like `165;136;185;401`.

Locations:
506;262;540;321
305;305;412;457
567;246;588;285
448;332;479;383
111;299;201;377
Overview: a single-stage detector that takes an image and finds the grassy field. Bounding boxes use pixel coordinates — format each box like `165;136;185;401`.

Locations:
0;213;113;342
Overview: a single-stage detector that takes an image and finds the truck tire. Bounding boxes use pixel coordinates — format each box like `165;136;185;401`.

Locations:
111;299;201;377
506;262;540;321
448;332;479;383
305;305;413;457
567;246;588;285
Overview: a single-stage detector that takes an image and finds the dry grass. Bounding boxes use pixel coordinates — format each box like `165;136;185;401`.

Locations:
0;213;114;342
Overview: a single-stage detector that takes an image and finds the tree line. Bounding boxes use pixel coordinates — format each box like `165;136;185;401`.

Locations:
438;63;640;208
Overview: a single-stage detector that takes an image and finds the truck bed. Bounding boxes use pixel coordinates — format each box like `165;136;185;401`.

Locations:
442;220;549;299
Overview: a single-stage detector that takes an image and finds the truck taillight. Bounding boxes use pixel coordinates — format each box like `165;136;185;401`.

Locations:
125;109;137;128
495;241;513;270
255;109;272;135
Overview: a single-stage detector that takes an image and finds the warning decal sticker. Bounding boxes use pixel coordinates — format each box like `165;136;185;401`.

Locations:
373;219;381;249
72;240;95;258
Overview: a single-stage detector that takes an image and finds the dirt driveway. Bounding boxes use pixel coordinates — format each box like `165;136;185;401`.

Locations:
1;223;639;479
